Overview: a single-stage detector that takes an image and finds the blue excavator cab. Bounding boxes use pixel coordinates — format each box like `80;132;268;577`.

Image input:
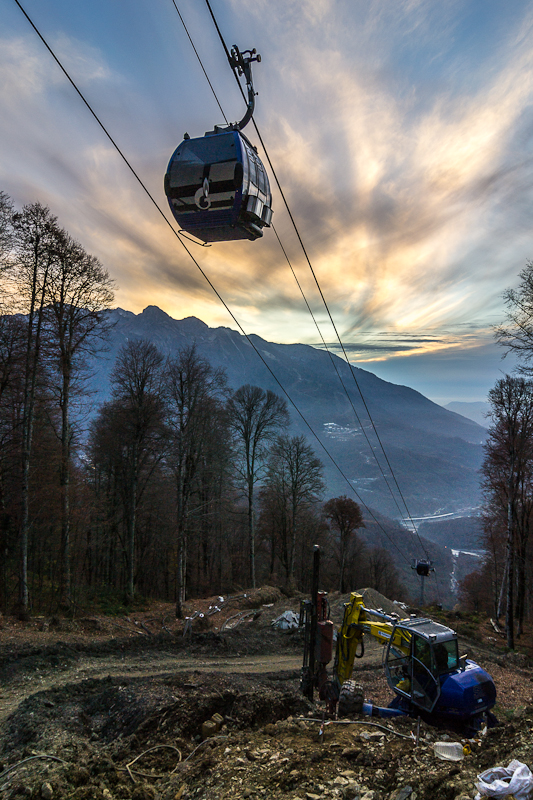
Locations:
384;617;496;722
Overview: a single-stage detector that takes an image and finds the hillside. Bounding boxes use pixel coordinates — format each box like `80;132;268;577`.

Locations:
84;306;486;520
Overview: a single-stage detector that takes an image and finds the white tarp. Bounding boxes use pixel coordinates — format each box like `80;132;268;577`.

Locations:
271;610;299;630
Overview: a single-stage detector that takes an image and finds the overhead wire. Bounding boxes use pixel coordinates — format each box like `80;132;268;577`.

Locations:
201;1;415;526
170;0;385;468
175;0;419;536
270;225;419;529
12;0;412;566
170;0;229;126
199;1;441;603
202;0;430;558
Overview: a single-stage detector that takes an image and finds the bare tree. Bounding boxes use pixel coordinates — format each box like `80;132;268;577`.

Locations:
164;345;228;617
0;314;26;613
46;234;114;608
324;495;365;593
0;191;14;277
10;203;61;616
367;546;405;598
227;385;288;588
262;434;324;585
496;260;533;371
480;508;507;618
484;375;533;647
108;339;166;602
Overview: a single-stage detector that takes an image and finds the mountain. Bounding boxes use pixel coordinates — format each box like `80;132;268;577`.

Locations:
87;306;487;519
444;401;490;428
417;516;484;551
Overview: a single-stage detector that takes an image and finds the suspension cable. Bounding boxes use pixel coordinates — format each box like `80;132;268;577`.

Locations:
197;1;421;532
272;222;420;528
170;0;229;125
202;0;428;556
13;0;411;565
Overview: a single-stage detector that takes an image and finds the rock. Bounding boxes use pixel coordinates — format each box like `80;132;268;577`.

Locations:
332;776;349;785
389;788;413;800
41;783;53;800
263;724;277;736
343;783;362;800
67;766;90;786
202;720;217;739
341;747;361;759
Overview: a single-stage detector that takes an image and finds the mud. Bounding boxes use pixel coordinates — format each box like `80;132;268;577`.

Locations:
1;594;533;799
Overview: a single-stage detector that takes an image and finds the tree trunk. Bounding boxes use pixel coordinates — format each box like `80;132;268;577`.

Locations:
506;460;515;650
496;559;507;619
126;468;137;604
175;521;187;618
289;498;297;581
175;466;188;618
248;475;256;589
339;549;346;594
19;264;47;618
59;374;71;609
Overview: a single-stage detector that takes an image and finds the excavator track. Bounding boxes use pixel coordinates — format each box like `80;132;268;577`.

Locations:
338;679;364;717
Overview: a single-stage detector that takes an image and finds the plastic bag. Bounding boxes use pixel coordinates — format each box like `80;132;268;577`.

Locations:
475;760;533;800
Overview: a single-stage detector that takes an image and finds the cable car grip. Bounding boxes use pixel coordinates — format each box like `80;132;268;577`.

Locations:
227;45;261;131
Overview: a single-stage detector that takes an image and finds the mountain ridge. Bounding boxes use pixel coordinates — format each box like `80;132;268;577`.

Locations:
89;306;486;519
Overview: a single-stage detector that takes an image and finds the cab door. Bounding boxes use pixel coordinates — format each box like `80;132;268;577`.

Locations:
384;626;441;713
410;633;441;712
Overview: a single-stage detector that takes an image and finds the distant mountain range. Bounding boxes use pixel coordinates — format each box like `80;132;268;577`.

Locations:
444;401;490;428
85;306;487;522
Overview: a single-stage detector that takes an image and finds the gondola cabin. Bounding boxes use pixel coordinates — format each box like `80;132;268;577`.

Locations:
164;129;272;243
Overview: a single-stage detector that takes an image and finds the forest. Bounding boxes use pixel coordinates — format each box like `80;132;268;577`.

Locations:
460;261;533;649
0;192;407;618
462;372;533;649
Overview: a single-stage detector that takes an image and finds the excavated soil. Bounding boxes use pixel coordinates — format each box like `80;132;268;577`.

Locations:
1;589;532;800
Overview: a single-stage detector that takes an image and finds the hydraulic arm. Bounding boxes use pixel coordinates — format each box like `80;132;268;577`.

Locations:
300;546;497;726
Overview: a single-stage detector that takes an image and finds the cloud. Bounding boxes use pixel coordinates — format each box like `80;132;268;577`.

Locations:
2;0;533;361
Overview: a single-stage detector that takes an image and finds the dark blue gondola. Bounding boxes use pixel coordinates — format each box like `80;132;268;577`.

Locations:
164;128;272;242
164;46;272;244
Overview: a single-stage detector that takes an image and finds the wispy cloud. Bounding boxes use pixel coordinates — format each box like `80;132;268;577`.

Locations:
1;0;533;360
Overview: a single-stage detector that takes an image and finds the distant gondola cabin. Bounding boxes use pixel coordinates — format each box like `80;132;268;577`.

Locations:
164;129;272;243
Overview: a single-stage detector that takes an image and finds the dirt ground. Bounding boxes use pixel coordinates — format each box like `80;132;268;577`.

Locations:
1;588;532;800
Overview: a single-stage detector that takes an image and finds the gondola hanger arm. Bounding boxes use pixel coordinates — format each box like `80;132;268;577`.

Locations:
228;45;260;131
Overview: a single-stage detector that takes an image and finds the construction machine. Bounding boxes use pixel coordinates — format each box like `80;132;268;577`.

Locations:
300;546;497;728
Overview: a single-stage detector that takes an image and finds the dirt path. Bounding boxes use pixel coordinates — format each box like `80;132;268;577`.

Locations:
1;602;532;800
0;651;306;725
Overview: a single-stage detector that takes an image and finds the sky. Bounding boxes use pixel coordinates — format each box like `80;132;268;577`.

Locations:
1;0;533;405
